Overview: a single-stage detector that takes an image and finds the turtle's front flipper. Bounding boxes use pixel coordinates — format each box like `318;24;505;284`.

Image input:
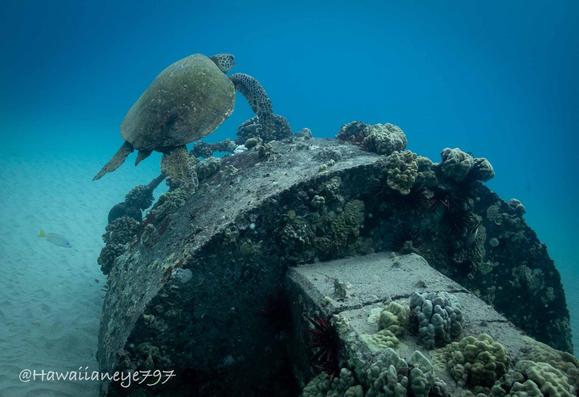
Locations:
230;73;274;127
160;145;198;191
230;73;291;142
93;141;134;180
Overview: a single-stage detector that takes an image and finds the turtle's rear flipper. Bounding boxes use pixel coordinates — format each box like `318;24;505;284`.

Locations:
135;149;152;166
161;146;198;190
93;141;134;180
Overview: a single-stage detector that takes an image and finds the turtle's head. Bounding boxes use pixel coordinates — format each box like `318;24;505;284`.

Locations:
209;53;235;73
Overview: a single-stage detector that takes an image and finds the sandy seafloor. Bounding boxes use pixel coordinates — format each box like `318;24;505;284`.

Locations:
0;145;161;397
0;136;576;397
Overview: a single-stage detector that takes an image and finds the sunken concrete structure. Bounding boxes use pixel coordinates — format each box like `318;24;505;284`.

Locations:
287;253;578;397
97;128;574;397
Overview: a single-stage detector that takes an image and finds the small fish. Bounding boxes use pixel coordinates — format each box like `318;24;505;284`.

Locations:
464;217;481;247
38;229;72;248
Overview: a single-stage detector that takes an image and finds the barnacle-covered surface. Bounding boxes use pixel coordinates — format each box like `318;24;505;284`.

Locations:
98;131;572;396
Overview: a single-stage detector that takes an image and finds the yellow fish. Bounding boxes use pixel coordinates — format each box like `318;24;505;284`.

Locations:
38;229;72;248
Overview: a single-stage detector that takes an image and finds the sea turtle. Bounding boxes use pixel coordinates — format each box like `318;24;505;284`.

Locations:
93;53;287;186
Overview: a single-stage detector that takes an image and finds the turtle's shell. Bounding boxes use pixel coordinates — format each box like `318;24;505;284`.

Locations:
121;54;235;150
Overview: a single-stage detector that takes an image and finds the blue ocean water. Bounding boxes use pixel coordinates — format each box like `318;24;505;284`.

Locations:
0;1;577;390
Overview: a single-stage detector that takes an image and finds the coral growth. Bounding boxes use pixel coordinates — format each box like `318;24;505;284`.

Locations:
98;216;140;275
301;348;447;397
409;292;464;349
382;150;419;195
438;148;494;183
439;148;475;183
337;121;407;156
363;124;407;156
365;349;445;397
519;337;579;390
236;114;292;143
140;223;159;248
378;302;409;337
361;329;401;352
108;174;165;223
445;334;509;390
506;199;526;216
435;337;577;397
196;157;222;182
415;156;439;190
191;139;237;158
280;197;366;263
361;302;409;352
302;368;362;397
491;360;574;397
147;187;190;226
161;148;198;190
107;202;141;223
470;158;495;182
